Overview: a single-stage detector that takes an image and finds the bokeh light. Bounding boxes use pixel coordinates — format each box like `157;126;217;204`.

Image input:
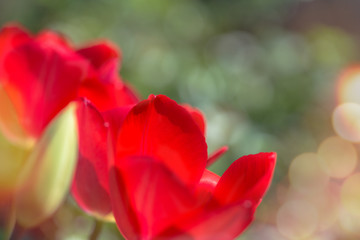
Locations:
288;153;328;193
341;173;360;217
332;103;360;142
339;207;360;237
317;136;357;179
276;199;318;240
337;65;360;105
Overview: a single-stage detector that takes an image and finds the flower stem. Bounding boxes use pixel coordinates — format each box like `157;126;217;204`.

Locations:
89;219;102;240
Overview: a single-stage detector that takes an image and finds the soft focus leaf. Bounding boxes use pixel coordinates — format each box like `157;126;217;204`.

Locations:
15;103;78;228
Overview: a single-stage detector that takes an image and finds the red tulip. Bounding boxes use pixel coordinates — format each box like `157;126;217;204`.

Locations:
71;99;216;219
0;24;87;143
0;24;88;226
109;95;276;239
0;23;139;228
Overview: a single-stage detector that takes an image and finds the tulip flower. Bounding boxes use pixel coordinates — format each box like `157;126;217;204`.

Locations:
0;23;138;230
0;24;86;231
71;98;228;220
108;95;276;239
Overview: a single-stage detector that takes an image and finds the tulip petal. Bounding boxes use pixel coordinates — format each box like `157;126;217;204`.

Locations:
102;106;133;152
77;42;140;110
116;95;208;187
77;42;120;72
195;170;220;204
0;84;34;146
0;126;29;200
78;80;139;111
36;30;73;52
213;152;276;206
207;146;229;167
0;24;30;64
160;202;254;240
181;104;206;135
110;156;197;239
71;99;112;217
15;103;78;228
1;40;87;138
109;166;141;239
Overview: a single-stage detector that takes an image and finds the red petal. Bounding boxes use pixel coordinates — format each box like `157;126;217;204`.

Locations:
213;152;276;206
116;95;208;187
109;166;141;239
0;24;30;63
1;40;88;137
77;42;139;110
77;42;119;87
159;203;254;240
182;104;206;135
114;82;140;106
36;30;73;52
110;156;197;238
195;170;220;205
71;99;112;216
77;42;120;71
78;80;139;111
102;106;133;154
207;146;229;167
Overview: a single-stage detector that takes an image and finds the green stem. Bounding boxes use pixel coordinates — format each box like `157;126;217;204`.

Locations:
89;220;102;240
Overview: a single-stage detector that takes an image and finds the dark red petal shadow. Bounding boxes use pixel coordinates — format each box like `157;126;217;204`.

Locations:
182;104;206;135
71;99;112;216
77;42;120;71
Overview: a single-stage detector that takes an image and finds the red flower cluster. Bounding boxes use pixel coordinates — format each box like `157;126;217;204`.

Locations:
0;24;276;239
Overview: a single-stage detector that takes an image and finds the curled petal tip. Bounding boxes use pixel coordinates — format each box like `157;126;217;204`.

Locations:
264;152;277;165
207;146;229;167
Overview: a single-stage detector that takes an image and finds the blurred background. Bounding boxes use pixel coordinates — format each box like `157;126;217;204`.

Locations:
2;0;360;239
